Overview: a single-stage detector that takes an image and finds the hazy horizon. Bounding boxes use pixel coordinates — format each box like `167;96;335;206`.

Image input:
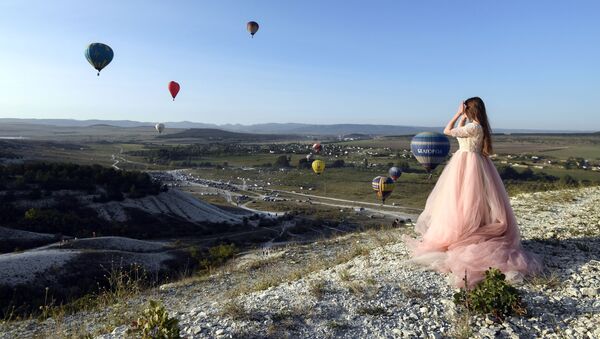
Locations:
1;117;596;134
1;1;598;130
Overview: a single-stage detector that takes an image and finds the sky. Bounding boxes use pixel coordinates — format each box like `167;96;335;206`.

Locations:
0;1;598;130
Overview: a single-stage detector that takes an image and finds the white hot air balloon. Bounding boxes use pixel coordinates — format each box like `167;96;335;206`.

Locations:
155;123;165;134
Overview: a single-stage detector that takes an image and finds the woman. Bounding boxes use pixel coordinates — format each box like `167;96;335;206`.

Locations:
404;97;541;287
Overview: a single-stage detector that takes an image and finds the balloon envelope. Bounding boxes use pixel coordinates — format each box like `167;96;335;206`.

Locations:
388;167;402;181
168;81;180;100
372;176;395;202
410;132;450;172
155;123;165;134
306;154;313;161
247;21;259;36
312;159;325;175
312;143;322;154
85;43;113;76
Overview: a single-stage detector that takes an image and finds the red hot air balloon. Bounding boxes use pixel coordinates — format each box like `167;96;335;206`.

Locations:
312;143;322;154
168;81;180;101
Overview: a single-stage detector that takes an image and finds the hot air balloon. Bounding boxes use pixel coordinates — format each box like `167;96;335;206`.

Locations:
247;21;259;37
85;43;114;76
389;167;402;181
410;132;450;173
312;143;322;154
312;159;325;175
372;176;395;203
155;123;165;134
168;81;180;101
306;154;314;161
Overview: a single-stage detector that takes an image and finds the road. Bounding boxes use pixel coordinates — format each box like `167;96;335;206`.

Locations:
111;147;148;171
168;169;421;221
111;147;123;170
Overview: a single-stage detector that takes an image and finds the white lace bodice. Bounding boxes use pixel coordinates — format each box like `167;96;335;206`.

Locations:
449;122;483;153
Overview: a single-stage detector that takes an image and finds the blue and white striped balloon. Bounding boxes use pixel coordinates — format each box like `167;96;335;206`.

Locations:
410;132;450;172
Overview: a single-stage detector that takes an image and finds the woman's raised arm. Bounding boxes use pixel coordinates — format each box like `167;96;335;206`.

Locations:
443;102;466;136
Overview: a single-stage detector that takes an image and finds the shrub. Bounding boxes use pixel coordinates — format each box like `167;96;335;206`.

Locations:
208;243;237;264
274;155;291;168
560;174;578;187
133;300;180;339
297;158;311;169
198;243;238;271
330;159;345;168
453;268;526;322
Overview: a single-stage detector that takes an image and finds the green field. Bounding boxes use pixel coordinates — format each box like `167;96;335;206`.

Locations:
3;125;599;211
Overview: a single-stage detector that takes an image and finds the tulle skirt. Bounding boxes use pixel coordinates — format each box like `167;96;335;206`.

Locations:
404;150;542;287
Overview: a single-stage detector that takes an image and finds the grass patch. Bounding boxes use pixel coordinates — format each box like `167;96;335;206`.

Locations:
357;306;387;316
575;242;591;252
220;300;255;321
449;311;473;339
308;279;327;299
525;271;562;290
399;284;426;299
326;320;351;330
338;269;352;282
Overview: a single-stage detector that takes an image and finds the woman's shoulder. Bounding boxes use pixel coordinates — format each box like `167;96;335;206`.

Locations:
468;122;483;132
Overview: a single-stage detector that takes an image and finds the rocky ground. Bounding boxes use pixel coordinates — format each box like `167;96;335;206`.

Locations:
2;186;599;338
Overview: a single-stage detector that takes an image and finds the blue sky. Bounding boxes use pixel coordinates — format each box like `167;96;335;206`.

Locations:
0;1;598;130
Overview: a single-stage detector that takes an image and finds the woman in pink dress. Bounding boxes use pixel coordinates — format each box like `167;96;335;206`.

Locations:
404;97;541;287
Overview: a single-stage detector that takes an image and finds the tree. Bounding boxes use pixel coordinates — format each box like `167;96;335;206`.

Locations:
274;155;291;168
298;158;311;169
330;159;345;168
396;161;410;172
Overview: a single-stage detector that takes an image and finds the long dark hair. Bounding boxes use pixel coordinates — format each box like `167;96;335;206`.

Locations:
464;97;493;156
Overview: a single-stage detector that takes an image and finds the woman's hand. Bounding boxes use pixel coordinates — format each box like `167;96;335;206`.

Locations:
458;114;468;127
445;101;467;136
455;102;465;117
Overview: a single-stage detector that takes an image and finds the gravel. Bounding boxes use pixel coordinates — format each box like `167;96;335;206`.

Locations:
2;186;599;338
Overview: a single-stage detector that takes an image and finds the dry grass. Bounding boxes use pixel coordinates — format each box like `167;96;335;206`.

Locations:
346;281;367;297
525;271;562;290
308;279;328;299
356;306;387;316
449;310;473;339
267;305;312;336
247;256;279;270
326;320;350;330
338;269;352;282
220;300;254;321
22;263;151;338
399;283;427;299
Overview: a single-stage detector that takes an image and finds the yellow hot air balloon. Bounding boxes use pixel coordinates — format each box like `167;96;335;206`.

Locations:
312;159;325;175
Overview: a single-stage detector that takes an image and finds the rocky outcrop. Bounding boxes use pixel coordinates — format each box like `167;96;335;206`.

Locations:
2;186;599;338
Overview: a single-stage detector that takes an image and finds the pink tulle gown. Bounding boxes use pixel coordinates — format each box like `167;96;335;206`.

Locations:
404;122;542;287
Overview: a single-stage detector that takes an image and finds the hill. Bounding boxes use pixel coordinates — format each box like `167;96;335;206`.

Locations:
2;186;598;338
2;119;593;136
157;128;298;141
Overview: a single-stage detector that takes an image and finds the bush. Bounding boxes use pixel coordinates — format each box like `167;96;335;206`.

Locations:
560;174;578;187
208;243;237;265
453;268;526;322
330;159;345;168
0;162;162;201
133;300;180;339
298;158;311;169
198;243;238;271
274;155;291;168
